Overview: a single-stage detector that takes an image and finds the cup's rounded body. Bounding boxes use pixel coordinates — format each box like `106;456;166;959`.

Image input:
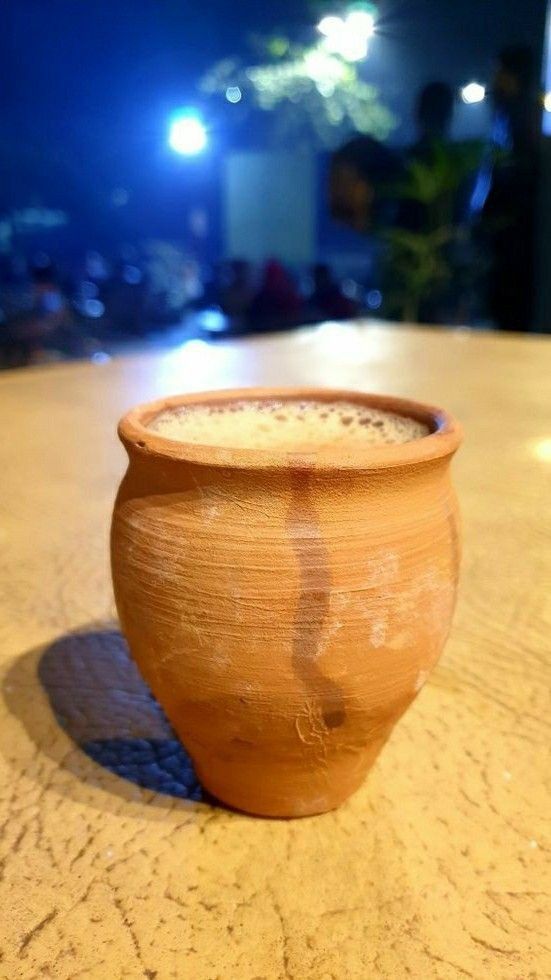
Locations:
111;388;462;817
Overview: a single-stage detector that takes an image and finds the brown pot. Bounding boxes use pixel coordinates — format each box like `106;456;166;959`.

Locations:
111;387;462;817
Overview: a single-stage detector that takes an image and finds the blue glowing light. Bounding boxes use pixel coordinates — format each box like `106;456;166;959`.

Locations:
168;114;208;155
226;86;242;104
367;289;382;310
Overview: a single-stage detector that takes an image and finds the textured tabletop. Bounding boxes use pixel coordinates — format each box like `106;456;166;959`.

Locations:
1;322;550;979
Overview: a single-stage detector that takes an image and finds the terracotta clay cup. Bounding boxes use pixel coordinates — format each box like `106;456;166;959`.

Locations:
111;387;462;817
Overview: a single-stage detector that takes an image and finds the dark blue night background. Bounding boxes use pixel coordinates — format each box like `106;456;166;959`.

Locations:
2;0;545;232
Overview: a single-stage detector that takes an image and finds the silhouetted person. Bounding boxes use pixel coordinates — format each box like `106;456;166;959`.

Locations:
329;90;465;324
482;45;541;331
308;264;358;320
413;81;454;157
250;260;302;328
398;82;459;237
330;87;456;237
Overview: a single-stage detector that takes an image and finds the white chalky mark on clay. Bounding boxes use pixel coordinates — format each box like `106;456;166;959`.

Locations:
366;551;399;588
503;770;512;782
370;620;386;648
388;630;411;651
414;669;430;692
316;615;344;658
330;592;350;613
214;650;231;670
295;796;328;816
529;839;539;849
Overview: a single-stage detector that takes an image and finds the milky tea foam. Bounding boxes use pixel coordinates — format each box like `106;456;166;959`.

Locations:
147;398;430;452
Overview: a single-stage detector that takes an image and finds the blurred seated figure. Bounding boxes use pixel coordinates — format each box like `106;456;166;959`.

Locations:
308;263;359;320
219;259;254;318
250;259;302;329
141;240;197;326
102;258;147;335
0;254;78;367
31;254;68;319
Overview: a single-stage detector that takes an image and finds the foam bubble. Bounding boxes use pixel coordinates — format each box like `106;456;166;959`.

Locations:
147;399;430;451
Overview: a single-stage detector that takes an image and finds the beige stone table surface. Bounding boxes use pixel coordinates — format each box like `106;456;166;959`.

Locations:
0;322;550;980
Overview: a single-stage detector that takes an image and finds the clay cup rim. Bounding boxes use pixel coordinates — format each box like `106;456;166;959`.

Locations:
118;387;462;470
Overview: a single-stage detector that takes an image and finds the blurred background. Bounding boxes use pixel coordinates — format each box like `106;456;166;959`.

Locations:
2;0;550;368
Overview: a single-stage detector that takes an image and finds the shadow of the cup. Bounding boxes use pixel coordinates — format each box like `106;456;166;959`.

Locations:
40;628;202;800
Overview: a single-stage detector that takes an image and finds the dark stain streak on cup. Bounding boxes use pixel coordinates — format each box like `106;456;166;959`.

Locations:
286;462;346;730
